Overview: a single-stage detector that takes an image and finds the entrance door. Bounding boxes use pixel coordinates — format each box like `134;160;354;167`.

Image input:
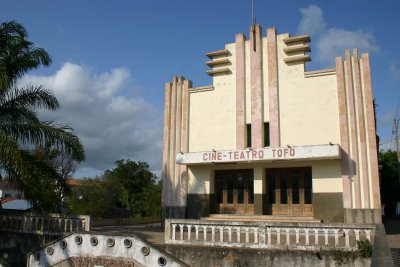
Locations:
215;170;254;214
266;167;313;216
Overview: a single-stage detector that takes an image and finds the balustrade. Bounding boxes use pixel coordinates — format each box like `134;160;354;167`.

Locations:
165;219;374;251
0;213;90;235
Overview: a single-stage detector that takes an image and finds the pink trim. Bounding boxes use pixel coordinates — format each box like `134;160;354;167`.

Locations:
250;24;264;148
168;77;178;207
336;57;352;209
162;82;172;207
236;33;246;149
174;77;184;208
267;27;280;147
179;79;191;207
352;50;370;208
361;53;381;208
345;50;360;208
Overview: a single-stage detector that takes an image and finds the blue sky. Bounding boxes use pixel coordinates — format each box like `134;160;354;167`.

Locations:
2;1;399;177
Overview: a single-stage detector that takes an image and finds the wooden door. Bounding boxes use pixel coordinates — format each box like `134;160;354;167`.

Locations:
215;170;254;214
266;167;313;216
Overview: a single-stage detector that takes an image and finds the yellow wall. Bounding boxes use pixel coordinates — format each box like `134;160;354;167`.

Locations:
276;34;340;146
189;43;236;152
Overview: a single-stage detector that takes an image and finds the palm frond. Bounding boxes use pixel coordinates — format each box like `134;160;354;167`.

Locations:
0;106;39;124
0;20;27;40
0;121;85;161
0;85;59;111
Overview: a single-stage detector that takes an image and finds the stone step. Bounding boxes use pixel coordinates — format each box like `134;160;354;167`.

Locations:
201;214;322;223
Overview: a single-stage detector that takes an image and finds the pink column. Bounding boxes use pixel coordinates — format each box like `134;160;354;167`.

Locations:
352;49;370;208
267;27;280;147
168;77;178;209
345;50;360;208
162;82;172;209
336;57;352;209
174;77;183;210
250;24;264;148
361;53;381;208
179;79;191;207
236;33;246;149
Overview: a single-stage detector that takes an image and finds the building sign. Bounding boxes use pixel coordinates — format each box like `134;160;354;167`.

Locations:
176;144;340;165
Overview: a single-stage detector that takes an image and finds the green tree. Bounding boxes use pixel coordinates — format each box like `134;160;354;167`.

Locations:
68;178;117;217
28;143;78;212
103;159;160;217
379;150;400;217
0;20;85;210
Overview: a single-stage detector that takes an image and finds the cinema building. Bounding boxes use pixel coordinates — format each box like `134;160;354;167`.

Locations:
162;24;381;224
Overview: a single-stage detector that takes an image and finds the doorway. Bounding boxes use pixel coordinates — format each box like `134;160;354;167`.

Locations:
266;167;313;216
215;169;254;214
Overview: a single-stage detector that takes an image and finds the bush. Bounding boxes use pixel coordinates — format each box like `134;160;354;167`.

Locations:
356;239;372;258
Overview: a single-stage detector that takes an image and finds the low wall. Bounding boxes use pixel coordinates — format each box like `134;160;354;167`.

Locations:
92;217;160;227
164;245;371;267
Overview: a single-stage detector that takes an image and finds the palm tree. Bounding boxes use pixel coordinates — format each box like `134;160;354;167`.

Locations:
0;20;85;211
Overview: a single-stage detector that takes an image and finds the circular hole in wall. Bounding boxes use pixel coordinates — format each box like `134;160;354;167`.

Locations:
124;238;132;248
90;236;98;246
60;240;67;249
75;235;82;245
141;246;150;256
107;238;115;247
158;256;167;266
46;247;54;255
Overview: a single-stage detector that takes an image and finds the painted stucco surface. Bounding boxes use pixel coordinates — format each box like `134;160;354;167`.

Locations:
187;159;342;195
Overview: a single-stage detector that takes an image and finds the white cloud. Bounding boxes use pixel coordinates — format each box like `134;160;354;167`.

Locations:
297;5;379;67
19;62;163;178
315;28;379;66
297;5;326;36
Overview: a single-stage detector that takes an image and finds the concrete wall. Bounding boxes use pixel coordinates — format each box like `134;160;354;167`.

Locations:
164;245;371;267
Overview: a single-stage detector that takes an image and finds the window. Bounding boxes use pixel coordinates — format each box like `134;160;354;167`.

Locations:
246;123;269;147
264;122;270;147
246;124;251;148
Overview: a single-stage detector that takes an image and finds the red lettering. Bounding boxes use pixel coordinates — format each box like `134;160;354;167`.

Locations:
252;150;257;159
258;150;264;159
203;153;208;161
290;148;295;156
240;151;245;159
277;149;282;157
217;152;222;161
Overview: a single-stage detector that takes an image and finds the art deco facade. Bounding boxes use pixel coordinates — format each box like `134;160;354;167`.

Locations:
162;24;381;223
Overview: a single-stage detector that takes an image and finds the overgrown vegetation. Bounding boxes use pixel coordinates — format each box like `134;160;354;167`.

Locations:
379;150;400;217
324;239;372;266
329;248;355;266
67;159;161;218
356;239;372;258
